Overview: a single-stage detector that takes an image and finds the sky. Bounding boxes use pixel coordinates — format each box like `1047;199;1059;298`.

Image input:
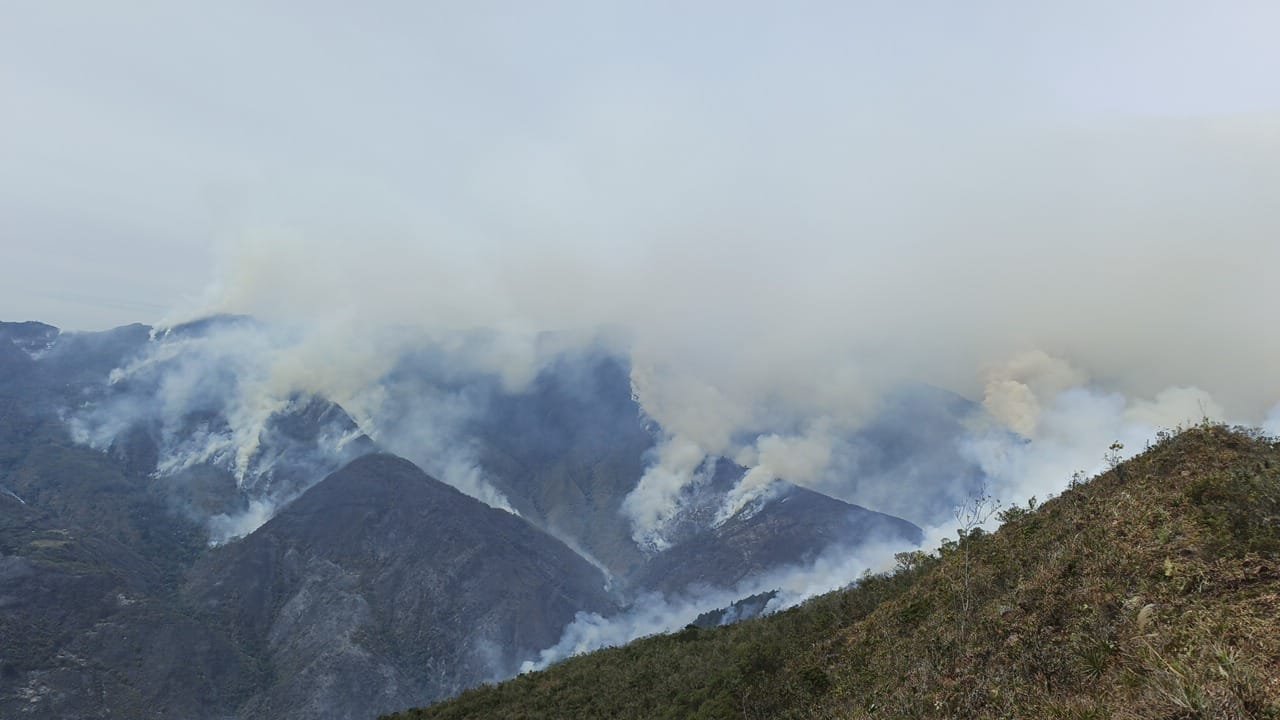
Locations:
2;2;1277;327
3;2;1279;425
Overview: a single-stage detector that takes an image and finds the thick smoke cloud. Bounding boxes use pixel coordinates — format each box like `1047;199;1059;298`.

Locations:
65;321;380;540
970;353;1247;504
189;111;1280;541
66;320;529;541
140;114;1279;547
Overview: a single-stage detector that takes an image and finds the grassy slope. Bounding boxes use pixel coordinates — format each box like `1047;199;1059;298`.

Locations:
388;425;1280;720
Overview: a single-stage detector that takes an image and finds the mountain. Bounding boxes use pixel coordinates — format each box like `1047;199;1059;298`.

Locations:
1;317;943;717
467;351;654;575
1;322;152;403
0;322;148;409
1;321;622;718
0;321;59;357
186;453;616;720
0;443;618;719
391;425;1280;719
459;353;929;592
0;449;260;720
0;321;376;548
834;382;992;526
630;481;921;596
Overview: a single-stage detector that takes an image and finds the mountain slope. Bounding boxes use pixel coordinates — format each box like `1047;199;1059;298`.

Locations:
0;475;261;720
467;352;654;575
391;425;1280;719
468;354;930;592
187;453;618;720
631;482;921;596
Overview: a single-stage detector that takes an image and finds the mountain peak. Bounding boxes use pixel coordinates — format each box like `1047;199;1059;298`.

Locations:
186;452;617;719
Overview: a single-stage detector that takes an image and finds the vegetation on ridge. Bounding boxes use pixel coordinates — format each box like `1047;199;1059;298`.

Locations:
388;425;1280;719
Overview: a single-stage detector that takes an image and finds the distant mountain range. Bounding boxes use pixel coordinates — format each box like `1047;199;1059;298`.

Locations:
0;318;985;718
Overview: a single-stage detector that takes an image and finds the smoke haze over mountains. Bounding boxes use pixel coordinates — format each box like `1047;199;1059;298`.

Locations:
109;118;1280;543
4;2;1279;549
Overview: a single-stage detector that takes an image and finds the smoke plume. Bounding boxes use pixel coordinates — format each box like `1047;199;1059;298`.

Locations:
162;108;1279;541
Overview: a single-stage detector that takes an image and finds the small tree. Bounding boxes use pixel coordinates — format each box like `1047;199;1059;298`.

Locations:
1105;441;1125;466
1106;441;1126;481
954;482;1000;650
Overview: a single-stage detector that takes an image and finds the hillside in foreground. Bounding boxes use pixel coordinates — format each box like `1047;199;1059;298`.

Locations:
388;425;1280;719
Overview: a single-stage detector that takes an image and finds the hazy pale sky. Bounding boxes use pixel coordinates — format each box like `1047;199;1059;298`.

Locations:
3;1;1277;330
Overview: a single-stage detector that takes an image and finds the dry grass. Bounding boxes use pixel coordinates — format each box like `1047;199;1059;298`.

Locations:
816;424;1280;719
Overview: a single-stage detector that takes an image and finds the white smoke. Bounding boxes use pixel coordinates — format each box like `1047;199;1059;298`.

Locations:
130;43;1278;545
716;426;835;525
1125;386;1225;430
208;498;278;544
4;6;1276;702
68;320;521;542
622;437;708;550
436;454;517;516
521;533;915;673
967;376;1234;511
1265;406;1280;437
71;324;294;483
